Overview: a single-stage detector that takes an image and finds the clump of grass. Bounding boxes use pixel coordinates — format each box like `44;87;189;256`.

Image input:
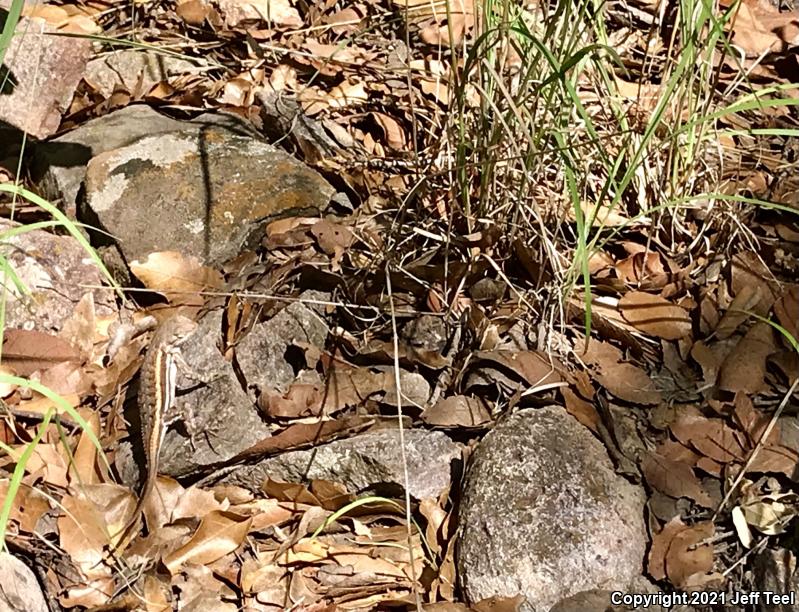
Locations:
429;0;795;340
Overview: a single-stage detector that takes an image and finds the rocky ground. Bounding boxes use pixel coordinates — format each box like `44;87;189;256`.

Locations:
1;1;799;611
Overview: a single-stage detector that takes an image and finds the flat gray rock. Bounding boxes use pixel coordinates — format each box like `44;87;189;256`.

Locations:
235;292;329;397
84;49;209;98
34;105;265;216
458;406;647;612
80;122;335;265
35;105;185;215
0;13;90;138
211;428;462;500
0;219;116;331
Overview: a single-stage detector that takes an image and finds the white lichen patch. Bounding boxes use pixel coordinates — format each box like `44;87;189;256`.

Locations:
5;257;54;300
184;218;205;235
105;133;196;169
88;173;129;213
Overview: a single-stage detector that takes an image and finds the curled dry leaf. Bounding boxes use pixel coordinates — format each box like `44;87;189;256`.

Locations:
718;321;776;394
647;516;686;580
371;112;407;150
664;520;715;587
130;251;224;307
669;409;746;463
740;491;799;535
561;387;600;432
163;510;253;573
641;452;713;507
618;291;692;340
422;395;491;428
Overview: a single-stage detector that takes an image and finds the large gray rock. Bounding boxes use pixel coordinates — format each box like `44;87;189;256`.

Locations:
211;428;462;500
80;121;335;265
34;105;262;216
35;105;185;214
0;219;116;332
458;406;647;612
753;548;799;612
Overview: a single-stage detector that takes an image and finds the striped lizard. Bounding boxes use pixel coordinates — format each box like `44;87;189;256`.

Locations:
112;314;198;552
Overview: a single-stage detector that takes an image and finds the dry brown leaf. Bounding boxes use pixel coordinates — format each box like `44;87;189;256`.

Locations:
665;520;715;587
2;329;81;376
747;445;799;478
164;510;252;573
647;516;686;580
569;299;647;356
731;252;779;316
732;392;777;446
715;284;760;339
176;0;211;25
0;481;50;533
419;13;475;46
130;251;224;307
231;416;371;462
656;439;701;466
729;0;799;56
618;291;692;340
371;112;407;150
596;362;661;405
330;80;369;109
577;337;659;404
70;412;101;486
323;6;365;33
311;219;355;268
718;321;776;394
561;387;600;432
217;0;302;28
422;395;491;428
579;201;629;227
774;285;799;346
669;409;745;463
261;384;322;419
641;452;713;507
391;0;473;17
472;350;564;388
615;249;667;286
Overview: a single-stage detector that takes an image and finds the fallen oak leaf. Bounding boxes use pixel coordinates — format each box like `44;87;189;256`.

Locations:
648;516;686;580
665;520;715;588
2;329;81;376
618;291;692;340
163;510;252;573
774;285;799;348
596;362;661;405
642;452;713;507
669;409;746;463
718;321;776;394
422;395;491;428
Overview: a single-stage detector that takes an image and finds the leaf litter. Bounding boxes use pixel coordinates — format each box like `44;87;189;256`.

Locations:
2;0;799;607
